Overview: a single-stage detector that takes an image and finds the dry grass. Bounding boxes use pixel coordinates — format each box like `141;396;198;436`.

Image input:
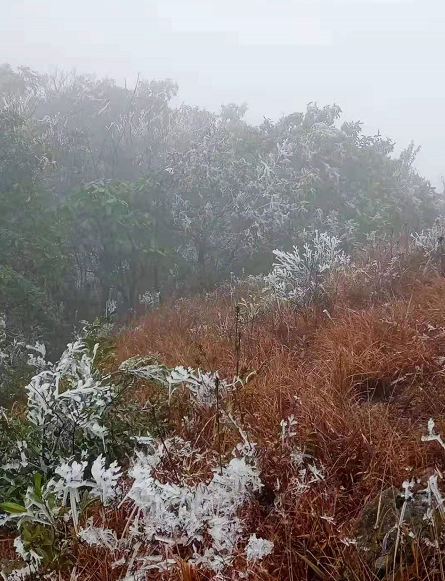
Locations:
115;266;445;580
4;250;445;580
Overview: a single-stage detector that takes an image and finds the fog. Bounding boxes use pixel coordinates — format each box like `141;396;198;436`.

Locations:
3;5;445;576
1;0;444;184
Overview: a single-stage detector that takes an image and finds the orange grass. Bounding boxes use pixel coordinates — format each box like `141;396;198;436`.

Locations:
4;258;445;579
114;273;445;579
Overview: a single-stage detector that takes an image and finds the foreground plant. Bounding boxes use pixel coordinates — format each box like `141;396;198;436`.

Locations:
0;330;276;580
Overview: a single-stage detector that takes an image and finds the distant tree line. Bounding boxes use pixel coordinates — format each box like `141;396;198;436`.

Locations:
0;64;442;346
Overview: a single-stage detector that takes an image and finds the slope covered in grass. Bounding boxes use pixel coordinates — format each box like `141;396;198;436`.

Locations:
3;241;445;580
114;272;445;580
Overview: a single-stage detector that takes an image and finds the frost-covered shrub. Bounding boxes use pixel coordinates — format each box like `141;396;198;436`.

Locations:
2;428;265;577
139;290;161;311
236;293;271;328
0;333;122;511
0;416;39;504
278;414;326;496
78;525;118;550
168;367;233;407
47;455;121;527
412;216;445;258
120;357;234;406
1;328;271;578
125;440;263;572
0;455;123;576
0;337;167;508
25;339;115;465
265;231;349;307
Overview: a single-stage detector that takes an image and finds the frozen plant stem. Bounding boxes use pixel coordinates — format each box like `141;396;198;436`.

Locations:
235;304;241;378
149;401;180;483
216;375;222;475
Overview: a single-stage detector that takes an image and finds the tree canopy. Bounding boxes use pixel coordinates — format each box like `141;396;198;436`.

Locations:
0;64;442;343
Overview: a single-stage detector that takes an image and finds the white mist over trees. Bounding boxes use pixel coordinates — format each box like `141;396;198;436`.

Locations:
0;64;442;344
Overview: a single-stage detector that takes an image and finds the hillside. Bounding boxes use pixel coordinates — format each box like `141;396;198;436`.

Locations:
3;238;445;580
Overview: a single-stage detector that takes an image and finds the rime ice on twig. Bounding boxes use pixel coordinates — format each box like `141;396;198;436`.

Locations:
245;534;274;562
124;443;263;571
421;418;445;450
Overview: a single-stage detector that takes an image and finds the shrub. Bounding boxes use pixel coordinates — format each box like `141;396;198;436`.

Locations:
265;231;349;308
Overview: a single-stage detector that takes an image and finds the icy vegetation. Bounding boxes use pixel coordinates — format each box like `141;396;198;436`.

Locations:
2;64;445;580
3;227;445;579
265;231;349;306
0;333;274;579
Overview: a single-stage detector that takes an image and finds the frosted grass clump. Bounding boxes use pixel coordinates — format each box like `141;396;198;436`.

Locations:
78;525;118;550
14;536;42;568
49;460;88;528
288;442;325;495
139;290;160;311
421;418;445;450
48;456;122;527
2;563;39;581
168;367;232;407
280;415;297;445
89;454;122;505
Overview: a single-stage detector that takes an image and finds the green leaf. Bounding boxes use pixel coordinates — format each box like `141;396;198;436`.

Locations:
33;473;42;498
0;502;27;513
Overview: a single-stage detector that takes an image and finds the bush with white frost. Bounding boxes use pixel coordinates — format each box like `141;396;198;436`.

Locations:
24;339;115;464
126;446;263;571
265;231;349;307
120;357;234;406
0;332;274;578
412;216;445;257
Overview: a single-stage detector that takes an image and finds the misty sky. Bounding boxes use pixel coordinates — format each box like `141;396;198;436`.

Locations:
1;0;444;185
